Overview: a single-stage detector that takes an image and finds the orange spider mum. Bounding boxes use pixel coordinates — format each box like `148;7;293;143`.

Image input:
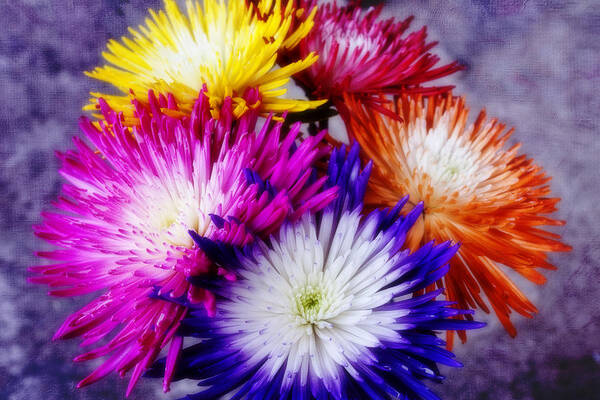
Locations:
343;93;571;345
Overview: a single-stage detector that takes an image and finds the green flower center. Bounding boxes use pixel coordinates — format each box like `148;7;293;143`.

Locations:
300;289;322;312
294;285;325;324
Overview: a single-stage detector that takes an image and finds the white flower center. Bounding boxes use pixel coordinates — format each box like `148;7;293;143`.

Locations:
404;112;494;194
149;32;223;90
128;179;201;248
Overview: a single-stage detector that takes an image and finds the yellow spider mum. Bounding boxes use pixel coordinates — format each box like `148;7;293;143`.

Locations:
85;0;324;119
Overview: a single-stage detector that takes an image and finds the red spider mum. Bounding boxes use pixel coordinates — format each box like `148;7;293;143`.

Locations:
287;1;462;113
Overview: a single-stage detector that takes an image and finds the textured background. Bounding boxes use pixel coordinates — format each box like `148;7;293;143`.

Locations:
1;0;599;399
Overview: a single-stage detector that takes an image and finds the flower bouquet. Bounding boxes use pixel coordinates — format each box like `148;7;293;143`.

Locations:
31;1;569;399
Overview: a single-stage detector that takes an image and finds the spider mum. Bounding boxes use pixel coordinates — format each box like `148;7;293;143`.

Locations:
289;1;461;110
344;93;571;344
84;0;324;120
148;144;483;400
30;88;336;395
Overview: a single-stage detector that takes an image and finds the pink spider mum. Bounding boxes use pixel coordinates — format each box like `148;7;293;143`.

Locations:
30;88;336;396
289;1;462;113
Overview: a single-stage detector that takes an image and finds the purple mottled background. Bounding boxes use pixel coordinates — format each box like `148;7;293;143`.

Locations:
0;0;598;399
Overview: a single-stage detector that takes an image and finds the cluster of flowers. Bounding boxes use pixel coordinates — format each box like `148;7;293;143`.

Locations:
31;1;570;399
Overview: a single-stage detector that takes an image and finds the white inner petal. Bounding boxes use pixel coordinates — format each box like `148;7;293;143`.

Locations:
318;18;381;71
148;30;221;89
